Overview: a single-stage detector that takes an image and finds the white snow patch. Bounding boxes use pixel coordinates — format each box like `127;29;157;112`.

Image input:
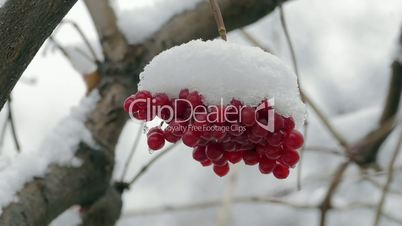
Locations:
138;39;306;127
0;0;6;8
0;91;100;214
115;0;204;44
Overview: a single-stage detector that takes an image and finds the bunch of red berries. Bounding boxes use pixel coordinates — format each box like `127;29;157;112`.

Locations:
124;89;304;178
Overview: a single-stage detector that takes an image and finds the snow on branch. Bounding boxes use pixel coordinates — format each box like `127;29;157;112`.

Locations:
0;91;100;214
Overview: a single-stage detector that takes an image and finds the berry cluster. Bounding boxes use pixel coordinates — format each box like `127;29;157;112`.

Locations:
124;89;304;179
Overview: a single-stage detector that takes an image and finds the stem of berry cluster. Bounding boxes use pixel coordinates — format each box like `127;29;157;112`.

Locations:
209;0;227;41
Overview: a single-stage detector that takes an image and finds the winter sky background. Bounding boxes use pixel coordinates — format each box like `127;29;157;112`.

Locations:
1;0;402;225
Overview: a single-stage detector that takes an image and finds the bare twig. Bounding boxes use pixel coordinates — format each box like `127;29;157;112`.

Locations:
124;196;314;217
240;29;273;53
7;98;21;152
217;169;239;226
304;146;345;156
319;161;350;226
60;19;100;63
373;131;402;226
127;144;177;186
120;123;144;181
209;0;227;41
0;110;8;153
278;3;300;80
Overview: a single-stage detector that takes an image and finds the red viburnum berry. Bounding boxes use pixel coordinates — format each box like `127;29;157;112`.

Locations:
241;107;256;126
147;133;165;150
251;120;268;138
242;150;259;165
279;149;300;168
212;155;228;166
168;120;187;137
147;127;163;136
273;164;290;179
192;146;208;162
225;151;243;164
206;143;224;161
187;91;203;107
179;88;190;99
163;129;181;143
283;117;295;133
274;113;285;131
123;95;136;112
258;156;276;174
134;90;152;110
182;130;201;147
200;159;212;167
265;145;283;160
223;142;236;152
285;130;304;149
213;163;230;177
266;132;283;147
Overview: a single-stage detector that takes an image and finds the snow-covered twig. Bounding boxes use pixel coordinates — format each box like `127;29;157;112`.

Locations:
373;131;402;226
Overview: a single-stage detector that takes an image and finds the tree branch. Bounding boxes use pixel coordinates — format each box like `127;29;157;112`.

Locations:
0;0;78;110
352;29;402;166
83;0;128;62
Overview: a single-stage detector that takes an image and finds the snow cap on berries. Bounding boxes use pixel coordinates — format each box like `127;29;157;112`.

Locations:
138;39;306;128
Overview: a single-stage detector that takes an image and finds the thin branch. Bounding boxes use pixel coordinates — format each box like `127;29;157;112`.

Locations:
83;0;128;62
373;131;402;226
319;161;350;226
127;143;177;186
217;169;239;226
278;3;300;80
7;97;21;152
302;92;349;149
304;146;345;156
0;108;8;153
120;123;144;181
60;19;100;63
209;0;227;41
240;29;273;53
124;196;315;217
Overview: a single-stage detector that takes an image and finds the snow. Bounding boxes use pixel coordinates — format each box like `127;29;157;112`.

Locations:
138;39;306;127
0;0;5;8
114;0;204;44
0;91;100;214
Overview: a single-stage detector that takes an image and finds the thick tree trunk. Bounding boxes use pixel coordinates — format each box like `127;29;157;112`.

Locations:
0;0;78;110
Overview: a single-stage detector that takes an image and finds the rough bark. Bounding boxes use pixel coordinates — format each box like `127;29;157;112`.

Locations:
0;0;78;110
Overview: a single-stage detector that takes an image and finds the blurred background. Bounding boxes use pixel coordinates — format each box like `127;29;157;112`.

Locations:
0;0;401;225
